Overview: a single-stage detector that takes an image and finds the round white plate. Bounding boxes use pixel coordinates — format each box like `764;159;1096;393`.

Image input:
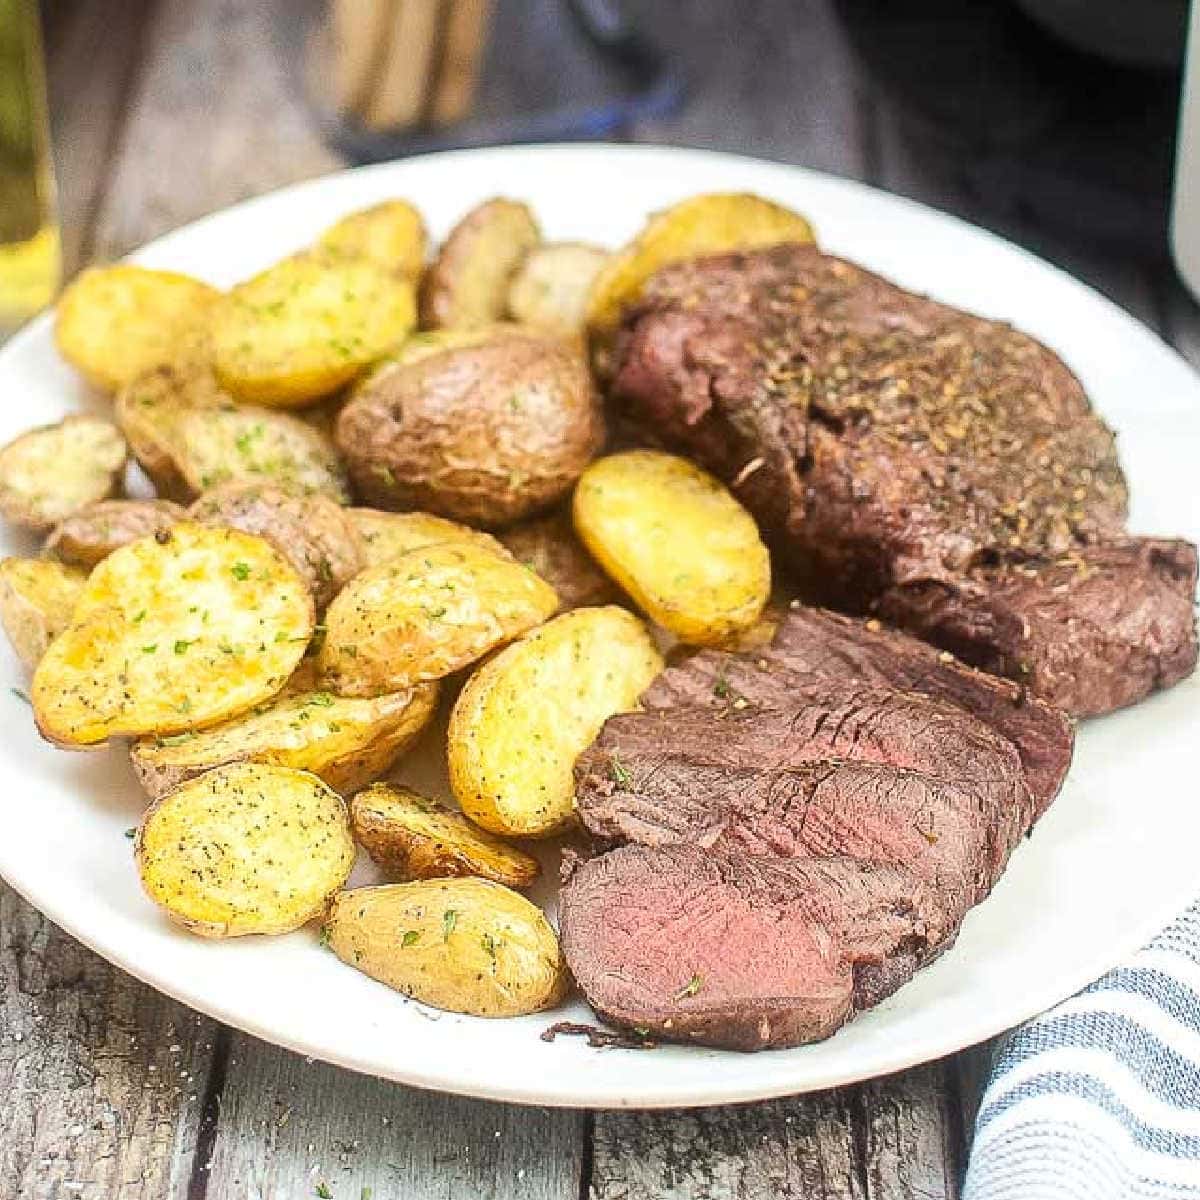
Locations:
1;144;1198;1109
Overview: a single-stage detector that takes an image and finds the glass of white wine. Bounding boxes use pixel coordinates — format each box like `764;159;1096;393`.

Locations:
0;0;59;331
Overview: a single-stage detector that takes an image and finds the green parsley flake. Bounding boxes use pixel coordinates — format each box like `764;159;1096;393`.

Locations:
231;562;251;581
173;639;194;655
401;930;421;948
674;973;703;1000
609;755;632;787
442;909;458;941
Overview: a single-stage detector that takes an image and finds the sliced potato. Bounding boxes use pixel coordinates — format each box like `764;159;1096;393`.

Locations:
131;681;437;800
55;265;220;392
0;417;127;532
211;253;417;407
573;450;770;646
318;199;427;281
348;508;509;570
46;499;187;567
325;879;566;1016
585;192;816;336
420;198;541;329
136;762;354;937
190;483;363;610
449;606;663;836
31;522;313;746
350;783;540;888
0;558;87;668
496;509;618;612
507;242;610;332
319;542;557;697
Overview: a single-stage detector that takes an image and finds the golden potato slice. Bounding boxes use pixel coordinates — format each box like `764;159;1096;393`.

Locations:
136;762;354;937
131;681;437;800
211;253;417;407
350;783;539;888
573;450;770;646
54;265;220;392
190;483;363;610
32;522;313;747
449;605;663;837
325;879;566;1016
0;558;87;669
318;199;427;281
348;508;509;570
507;242;610;332
496;509;618;612
0;416;127;532
46;499;186;567
585;192;815;336
319;541;557;697
420;198;541;329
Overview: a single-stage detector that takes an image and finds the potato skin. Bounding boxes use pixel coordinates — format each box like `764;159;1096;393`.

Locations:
0;416;128;532
0;558;87;668
325;879;567;1017
348;508;509;570
130;681;437;800
497;509;618;612
190;483;363;610
419;198;540;329
46;499;186;567
350;783;540;888
319;541;558;696
336;329;603;527
573;450;771;646
506;242;610;332
318;199;427;282
449;605;664;837
135;762;354;938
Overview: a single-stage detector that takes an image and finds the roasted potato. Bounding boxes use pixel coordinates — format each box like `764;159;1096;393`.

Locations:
336;328;603;527
573;451;771;646
0;417;127;532
348;507;508;570
318;199;427;281
585;192;816;337
319;541;557;697
136;762;354;937
496;509;618;612
449;605;663;836
32;522;313;746
210;253;417;407
130;681;437;800
325;879;567;1016
350;783;540;888
419;198;540;329
46;499;187;567
506;242;610;332
190;483;363;610
54;265;220;392
0;558;87;668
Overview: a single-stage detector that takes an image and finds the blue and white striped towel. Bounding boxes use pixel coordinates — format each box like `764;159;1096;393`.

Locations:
965;897;1200;1199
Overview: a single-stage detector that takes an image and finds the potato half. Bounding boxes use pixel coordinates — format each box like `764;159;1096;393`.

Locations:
32;522;313;746
506;242;610;332
136;762;354;937
585;192;816;336
318;199;427;282
131;681;437;800
0;558;87;669
55;265;220;392
319;542;557;696
573;450;771;646
496;509;618;612
46;499;187;567
325;879;566;1017
348;508;509;571
211;253;417;407
350;783;540;888
0;416;127;532
449;605;663;836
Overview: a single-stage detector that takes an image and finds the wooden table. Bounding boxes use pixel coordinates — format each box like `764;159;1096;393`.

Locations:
4;2;1198;1196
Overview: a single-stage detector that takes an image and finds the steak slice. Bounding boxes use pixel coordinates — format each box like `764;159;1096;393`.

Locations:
875;538;1199;717
558;844;940;1051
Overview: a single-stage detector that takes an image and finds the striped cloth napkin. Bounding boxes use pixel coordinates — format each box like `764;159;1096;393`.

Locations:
965;897;1200;1199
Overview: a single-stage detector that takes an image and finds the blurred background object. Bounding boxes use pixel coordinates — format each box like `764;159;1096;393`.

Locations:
0;0;58;329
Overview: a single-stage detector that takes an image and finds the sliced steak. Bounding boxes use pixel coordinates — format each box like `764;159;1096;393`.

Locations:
875;538;1199;717
558;844;940;1051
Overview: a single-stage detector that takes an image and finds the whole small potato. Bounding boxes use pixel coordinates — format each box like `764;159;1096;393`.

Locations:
46;499;186;567
336;328;603;527
325;879;567;1017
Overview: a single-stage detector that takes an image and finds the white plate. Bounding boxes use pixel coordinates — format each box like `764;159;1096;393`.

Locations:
1;144;1198;1109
